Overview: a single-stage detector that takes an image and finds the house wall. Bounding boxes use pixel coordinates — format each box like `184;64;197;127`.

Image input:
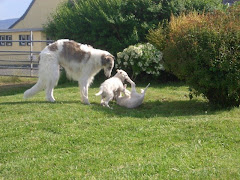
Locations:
0;0;66;76
0;31;47;62
12;0;67;29
0;0;66;62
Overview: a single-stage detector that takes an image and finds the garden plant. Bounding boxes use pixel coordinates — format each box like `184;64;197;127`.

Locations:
116;43;164;79
148;4;240;107
44;0;224;55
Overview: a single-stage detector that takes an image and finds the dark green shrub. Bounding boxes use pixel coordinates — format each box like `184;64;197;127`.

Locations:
148;5;240;107
58;69;68;85
44;0;224;84
44;0;224;55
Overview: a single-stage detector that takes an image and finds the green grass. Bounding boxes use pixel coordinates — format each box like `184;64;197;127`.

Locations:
0;78;240;179
0;76;36;86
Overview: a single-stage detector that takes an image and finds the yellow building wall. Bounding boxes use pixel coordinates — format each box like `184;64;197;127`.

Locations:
0;31;47;62
12;0;67;29
0;0;66;76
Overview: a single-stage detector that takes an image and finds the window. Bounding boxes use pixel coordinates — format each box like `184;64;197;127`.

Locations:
19;35;26;46
19;35;31;46
6;35;12;46
0;35;5;46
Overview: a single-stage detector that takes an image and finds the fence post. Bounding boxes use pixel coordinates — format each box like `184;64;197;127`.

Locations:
30;31;33;77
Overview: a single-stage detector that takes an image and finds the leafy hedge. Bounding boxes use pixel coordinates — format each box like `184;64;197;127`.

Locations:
44;0;224;55
148;5;240;107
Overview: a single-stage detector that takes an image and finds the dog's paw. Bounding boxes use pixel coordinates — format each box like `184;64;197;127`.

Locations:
46;97;56;102
83;101;91;105
107;105;113;109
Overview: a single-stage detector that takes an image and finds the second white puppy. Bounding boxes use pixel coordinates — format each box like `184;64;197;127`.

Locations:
116;81;150;109
95;69;134;108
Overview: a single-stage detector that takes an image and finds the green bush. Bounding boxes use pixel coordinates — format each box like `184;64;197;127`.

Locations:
148;5;240;107
44;0;224;84
44;0;224;55
116;43;164;79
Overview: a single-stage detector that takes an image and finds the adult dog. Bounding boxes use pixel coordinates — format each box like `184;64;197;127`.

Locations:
24;39;114;104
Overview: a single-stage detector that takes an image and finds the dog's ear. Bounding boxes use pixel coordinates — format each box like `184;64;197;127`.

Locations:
110;54;115;60
117;69;123;74
101;55;108;66
101;54;115;66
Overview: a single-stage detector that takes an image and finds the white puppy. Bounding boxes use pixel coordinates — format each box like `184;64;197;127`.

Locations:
95;69;134;108
116;82;150;108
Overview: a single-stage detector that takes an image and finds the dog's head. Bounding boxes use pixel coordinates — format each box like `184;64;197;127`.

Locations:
101;54;115;78
115;69;130;82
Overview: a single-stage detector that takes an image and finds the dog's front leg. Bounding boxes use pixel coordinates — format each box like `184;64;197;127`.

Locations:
78;79;90;105
123;85;131;97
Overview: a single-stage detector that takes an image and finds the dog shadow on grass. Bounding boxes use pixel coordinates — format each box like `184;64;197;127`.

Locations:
0;81;218;118
0;100;82;105
0;98;220;118
89;99;216;118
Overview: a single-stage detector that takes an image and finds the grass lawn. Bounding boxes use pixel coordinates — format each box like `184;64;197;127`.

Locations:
0;76;239;179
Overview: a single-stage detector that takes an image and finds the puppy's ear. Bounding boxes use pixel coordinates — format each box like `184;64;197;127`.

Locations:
117;69;120;73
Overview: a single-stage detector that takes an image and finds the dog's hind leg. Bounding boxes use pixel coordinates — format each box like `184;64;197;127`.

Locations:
45;80;56;102
100;94;106;106
104;93;114;109
45;63;60;102
141;83;150;94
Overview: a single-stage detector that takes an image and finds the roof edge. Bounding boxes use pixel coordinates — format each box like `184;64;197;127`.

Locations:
9;0;36;29
0;28;43;33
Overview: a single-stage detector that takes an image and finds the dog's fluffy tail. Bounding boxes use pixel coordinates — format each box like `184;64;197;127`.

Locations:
141;83;150;94
95;89;103;96
24;54;45;99
24;79;45;99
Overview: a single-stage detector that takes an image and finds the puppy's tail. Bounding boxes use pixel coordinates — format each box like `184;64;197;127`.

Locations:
141;83;150;94
95;90;103;96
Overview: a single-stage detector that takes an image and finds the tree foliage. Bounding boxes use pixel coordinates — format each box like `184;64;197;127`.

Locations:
44;0;224;55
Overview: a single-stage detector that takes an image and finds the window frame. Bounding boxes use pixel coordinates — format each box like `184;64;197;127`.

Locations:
19;35;31;46
19;35;26;46
6;35;12;46
0;35;5;46
27;35;31;46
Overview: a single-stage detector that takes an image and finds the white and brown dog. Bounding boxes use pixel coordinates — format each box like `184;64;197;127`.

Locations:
24;39;114;104
116;82;150;109
95;69;134;108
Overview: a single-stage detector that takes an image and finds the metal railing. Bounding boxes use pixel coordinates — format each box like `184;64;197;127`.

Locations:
0;34;53;77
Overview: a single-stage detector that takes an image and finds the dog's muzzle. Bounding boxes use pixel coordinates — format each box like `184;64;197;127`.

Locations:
104;69;112;78
104;65;113;78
